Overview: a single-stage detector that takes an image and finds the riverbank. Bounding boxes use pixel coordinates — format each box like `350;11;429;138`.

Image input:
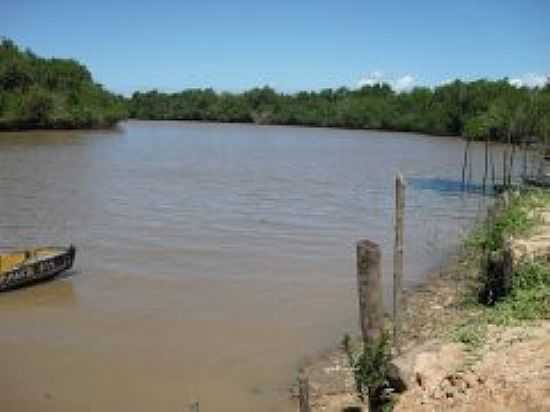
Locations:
298;189;550;411
140;117;471;137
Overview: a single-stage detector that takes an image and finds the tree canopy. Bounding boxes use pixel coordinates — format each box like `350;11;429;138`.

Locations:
2;37;549;142
129;80;550;143
0;38;127;130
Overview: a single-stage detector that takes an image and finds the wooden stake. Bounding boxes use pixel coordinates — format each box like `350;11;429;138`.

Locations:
509;144;516;186
357;240;385;412
483;138;490;192
356;240;384;344
503;149;508;188
393;174;405;352
462;141;470;188
502;191;510;208
298;372;311;412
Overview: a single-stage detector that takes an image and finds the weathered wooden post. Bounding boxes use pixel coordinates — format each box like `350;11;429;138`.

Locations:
356;240;384;344
483;138;489;192
356;240;385;411
503;149;508;188
502;191;510;208
298;371;311;412
462;141;469;187
393;174;405;352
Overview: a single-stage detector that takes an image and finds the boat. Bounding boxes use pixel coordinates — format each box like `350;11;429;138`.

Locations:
0;245;76;292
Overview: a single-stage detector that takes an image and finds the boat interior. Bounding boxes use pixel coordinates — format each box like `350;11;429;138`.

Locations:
0;248;61;273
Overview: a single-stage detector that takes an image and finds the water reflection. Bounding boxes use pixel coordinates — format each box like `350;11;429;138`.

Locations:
0;126;124;148
408;177;492;196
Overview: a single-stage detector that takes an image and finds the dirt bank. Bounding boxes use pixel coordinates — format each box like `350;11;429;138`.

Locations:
297;260;472;411
298;191;550;411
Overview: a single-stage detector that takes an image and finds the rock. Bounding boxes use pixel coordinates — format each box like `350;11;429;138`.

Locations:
387;362;408;393
413;343;466;394
387;341;466;395
460;372;478;389
387;341;440;392
393;321;550;412
539;211;550;224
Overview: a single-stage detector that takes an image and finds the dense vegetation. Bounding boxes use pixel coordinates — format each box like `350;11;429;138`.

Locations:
130;80;550;143
2;37;549;140
453;190;550;349
0;38;127;130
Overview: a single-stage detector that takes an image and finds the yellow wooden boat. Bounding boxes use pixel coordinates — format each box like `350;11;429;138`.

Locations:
0;245;76;292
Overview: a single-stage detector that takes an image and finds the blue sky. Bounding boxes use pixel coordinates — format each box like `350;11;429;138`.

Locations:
2;0;549;95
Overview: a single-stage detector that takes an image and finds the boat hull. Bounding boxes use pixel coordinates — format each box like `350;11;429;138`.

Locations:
0;246;76;292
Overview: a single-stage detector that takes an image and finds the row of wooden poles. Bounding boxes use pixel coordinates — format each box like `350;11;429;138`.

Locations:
189;174;406;412
298;174;406;412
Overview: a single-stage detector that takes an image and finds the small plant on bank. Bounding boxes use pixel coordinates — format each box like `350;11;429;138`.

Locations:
491;260;550;322
342;332;393;411
451;320;487;350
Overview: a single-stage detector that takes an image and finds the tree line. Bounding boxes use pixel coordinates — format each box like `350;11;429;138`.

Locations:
129;81;550;143
0;38;127;130
1;38;549;144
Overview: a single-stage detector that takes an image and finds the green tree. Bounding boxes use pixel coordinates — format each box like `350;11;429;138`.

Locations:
0;38;127;130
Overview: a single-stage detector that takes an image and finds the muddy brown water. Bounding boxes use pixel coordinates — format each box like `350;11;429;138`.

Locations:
0;121;526;411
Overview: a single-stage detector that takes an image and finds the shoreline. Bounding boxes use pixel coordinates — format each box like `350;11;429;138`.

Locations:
0;122;124;133
126;118;463;140
294;252;469;411
296;189;550;411
1;117;461;140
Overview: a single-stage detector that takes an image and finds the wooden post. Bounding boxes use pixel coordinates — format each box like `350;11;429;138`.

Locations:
502;191;510;208
483;138;489;192
298;372;311;412
393;174;405;352
491;154;497;190
509;142;516;187
502;239;514;296
503;149;508;188
461;141;469;188
189;401;199;412
357;240;385;412
522;139;527;178
356;240;384;345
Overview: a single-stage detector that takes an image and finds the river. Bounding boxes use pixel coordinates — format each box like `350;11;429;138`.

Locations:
0;121;521;411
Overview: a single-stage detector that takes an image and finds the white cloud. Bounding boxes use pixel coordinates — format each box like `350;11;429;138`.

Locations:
509;73;548;88
357;71;385;88
438;78;455;87
356;72;550;92
393;74;416;92
357;72;416;93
